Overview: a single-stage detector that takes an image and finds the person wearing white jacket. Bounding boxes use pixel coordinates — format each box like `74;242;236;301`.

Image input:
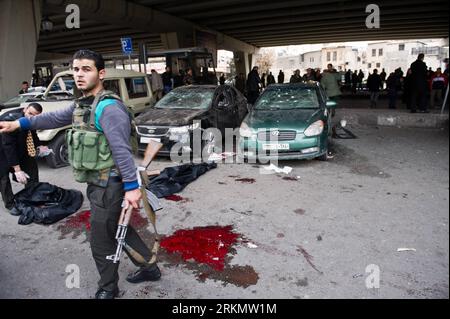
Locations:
150;69;164;101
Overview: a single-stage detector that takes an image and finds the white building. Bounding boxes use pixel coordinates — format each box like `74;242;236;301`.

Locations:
365;39;448;76
321;46;359;71
271;55;301;78
262;38;449;80
300;50;322;70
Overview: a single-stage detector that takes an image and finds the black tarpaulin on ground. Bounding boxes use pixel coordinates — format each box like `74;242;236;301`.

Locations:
14;182;83;225
147;162;217;198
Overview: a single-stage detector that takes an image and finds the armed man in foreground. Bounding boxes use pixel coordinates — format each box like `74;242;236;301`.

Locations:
0;49;161;299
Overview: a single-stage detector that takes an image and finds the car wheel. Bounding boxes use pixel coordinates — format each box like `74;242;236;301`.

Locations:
46;133;70;168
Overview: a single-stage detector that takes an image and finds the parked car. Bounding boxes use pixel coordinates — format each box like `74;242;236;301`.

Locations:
135;85;248;159
0;69;155;168
0;90;72;110
238;82;337;162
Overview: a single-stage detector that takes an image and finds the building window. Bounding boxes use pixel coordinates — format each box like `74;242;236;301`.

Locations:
378;49;383;56
399;44;405;51
357;57;361;62
333;51;337;61
376;63;381;68
372;49;376;57
368;63;372;68
327;52;331;61
310;57;314;62
300;54;304;62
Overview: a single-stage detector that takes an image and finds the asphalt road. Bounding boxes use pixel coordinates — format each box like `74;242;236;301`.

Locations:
0;125;448;299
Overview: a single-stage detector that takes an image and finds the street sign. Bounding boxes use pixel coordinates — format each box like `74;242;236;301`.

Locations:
121;37;133;55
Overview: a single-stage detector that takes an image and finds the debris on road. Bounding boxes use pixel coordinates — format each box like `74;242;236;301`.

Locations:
208;152;236;162
397;248;417;252
261;163;293;175
297;245;323;274
235;178;256;184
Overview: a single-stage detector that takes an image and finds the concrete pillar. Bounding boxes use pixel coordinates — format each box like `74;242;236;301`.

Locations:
160;31;195;72
160;31;195;50
0;0;41;100
234;51;250;77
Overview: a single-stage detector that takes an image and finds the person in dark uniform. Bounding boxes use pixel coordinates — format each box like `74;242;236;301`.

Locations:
0;50;161;299
410;53;429;113
0;103;45;215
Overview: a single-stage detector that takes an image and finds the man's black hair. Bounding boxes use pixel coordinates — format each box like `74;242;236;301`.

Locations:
27;103;43;113
73;49;105;71
22;81;29;85
418;53;425;60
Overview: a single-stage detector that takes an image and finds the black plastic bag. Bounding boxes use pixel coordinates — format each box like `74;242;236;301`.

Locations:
14;182;84;225
147;162;217;198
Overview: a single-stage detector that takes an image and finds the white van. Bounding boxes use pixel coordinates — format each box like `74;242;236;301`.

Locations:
0;68;155;168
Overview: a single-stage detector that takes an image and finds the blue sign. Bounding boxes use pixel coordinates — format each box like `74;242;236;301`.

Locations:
121;37;133;55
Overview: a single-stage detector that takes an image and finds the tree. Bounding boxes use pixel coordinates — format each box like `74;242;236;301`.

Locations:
256;49;275;74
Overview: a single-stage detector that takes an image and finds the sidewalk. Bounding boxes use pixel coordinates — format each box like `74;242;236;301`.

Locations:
336;95;449;129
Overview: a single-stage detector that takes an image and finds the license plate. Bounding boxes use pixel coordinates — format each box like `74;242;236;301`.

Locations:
140;137;161;144
262;143;290;151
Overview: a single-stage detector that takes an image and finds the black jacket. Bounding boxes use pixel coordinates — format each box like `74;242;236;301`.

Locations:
367;74;382;92
0;108;40;176
246;70;261;92
410;59;428;88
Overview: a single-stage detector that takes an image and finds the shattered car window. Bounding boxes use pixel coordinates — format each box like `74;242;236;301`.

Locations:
255;87;320;110
156;88;215;109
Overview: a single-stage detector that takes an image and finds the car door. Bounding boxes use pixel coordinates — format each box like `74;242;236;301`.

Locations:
318;86;332;134
231;86;249;125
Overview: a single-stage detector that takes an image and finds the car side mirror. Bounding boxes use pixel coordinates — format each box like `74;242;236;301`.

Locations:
326;100;337;108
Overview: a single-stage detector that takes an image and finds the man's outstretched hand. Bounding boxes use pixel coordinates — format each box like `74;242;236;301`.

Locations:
0;121;20;133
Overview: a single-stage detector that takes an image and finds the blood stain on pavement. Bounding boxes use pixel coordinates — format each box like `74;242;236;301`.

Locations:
161;225;239;271
56;210;91;241
282;176;299;181
159;225;259;287
165;195;191;202
56;210;149;241
235;178;256;184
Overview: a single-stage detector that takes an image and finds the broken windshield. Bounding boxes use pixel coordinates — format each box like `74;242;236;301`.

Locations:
156;88;215;109
255;87;320;110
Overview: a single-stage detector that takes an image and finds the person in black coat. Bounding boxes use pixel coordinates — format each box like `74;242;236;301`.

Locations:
367;69;383;108
410;53;429;113
386;72;398;109
246;66;261;104
277;70;285;84
0;103;45;214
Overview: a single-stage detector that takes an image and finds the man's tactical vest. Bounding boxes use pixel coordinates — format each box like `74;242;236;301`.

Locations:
66;90;138;187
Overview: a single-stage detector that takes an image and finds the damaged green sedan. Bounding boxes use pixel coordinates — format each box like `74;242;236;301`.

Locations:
238;82;337;162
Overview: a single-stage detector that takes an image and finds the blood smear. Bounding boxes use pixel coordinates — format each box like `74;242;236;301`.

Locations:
63;210;91;231
161;225;239;271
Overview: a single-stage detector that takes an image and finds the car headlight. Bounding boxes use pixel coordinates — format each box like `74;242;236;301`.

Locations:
304;120;324;137
239;122;253;138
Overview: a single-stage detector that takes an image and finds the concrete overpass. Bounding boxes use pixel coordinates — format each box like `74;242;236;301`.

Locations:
1;0;448;100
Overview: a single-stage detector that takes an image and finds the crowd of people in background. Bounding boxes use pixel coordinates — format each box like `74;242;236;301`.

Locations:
222;53;449;112
23;54;449;112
